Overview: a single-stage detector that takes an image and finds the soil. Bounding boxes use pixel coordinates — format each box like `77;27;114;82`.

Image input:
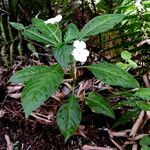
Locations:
0;95;116;150
0;58;147;150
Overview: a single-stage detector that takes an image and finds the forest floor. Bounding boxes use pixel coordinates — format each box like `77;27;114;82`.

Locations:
0;57;149;150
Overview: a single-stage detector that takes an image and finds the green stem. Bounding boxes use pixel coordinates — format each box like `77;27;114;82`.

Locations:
76;65;86;69
71;60;77;95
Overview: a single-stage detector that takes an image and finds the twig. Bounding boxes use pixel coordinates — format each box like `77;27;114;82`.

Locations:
130;111;145;138
110;138;123;150
5;135;13;150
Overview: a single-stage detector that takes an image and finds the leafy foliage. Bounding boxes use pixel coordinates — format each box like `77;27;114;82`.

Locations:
56;96;81;141
22;18;62;46
135;101;150;111
78;14;125;38
5;0;150;142
53;45;73;68
135;88;150;100
86;92;115;119
115;0;150;57
31;18;62;45
65;23;80;42
10;64;64;117
113;110;139;128
87;61;139;88
117;50;138;70
9;22;25;30
121;51;132;60
140;135;150;150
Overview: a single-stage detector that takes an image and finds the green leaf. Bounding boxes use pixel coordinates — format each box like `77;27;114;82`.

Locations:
23;28;54;45
135;101;150;111
140;135;150;146
142;145;150;150
27;42;39;58
65;23;80;42
128;60;138;69
56;96;81;141
121;50;132;60
9;22;25;30
32;18;62;45
116;62;128;70
53;45;73;68
78;14;125;38
86;92;115;119
87;61;139;88
113;110;139;128
19;64;64;117
10;65;60;83
135;88;150;100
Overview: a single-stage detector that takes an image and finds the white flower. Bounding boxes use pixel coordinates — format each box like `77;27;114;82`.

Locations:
71;40;89;63
55;15;62;22
44;18;56;24
73;40;86;49
44;15;62;24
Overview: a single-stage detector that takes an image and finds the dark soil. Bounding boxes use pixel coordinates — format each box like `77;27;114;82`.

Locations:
0;59;146;150
0;95;116;150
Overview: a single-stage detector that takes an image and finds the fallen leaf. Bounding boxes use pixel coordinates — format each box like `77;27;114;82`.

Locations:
31;112;54;124
130;111;145;138
5;135;13;150
132;144;138;150
7;84;23;93
143;74;150;88
146;111;150;120
108;129;130;138
82;145;113;150
137;39;150;47
8;93;21;99
0;109;5;118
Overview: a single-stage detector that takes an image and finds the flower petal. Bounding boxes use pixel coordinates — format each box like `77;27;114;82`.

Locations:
83;49;90;56
71;48;89;63
44;18;56;24
73;40;80;48
55;15;62;22
79;41;86;49
73;40;86;49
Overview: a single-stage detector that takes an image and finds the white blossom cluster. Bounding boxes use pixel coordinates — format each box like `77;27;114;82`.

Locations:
71;40;89;63
44;15;89;63
44;15;62;24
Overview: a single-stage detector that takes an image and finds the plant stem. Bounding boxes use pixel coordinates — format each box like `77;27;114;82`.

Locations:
71;60;77;95
76;65;86;69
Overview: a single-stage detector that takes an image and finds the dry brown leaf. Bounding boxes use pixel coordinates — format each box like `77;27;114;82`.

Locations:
82;145;114;150
132;144;138;150
8;93;21;99
77;81;85;96
51;89;68;101
130;111;145;138
5;135;13;150
137;39;150;47
143;74;150;88
108;129;130;138
123;141;135;147
110;138;123;150
146;111;150;120
78;125;87;139
31;112;54;123
0;109;5;118
7;84;22;93
51;94;61;102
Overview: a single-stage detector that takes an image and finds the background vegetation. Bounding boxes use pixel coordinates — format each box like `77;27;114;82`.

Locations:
0;0;150;149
